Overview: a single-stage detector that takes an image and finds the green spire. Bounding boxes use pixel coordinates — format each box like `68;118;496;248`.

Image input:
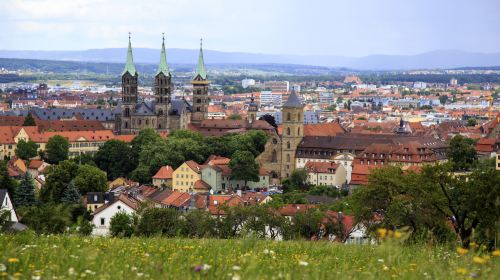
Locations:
156;33;170;76
194;38;207;80
122;32;137;76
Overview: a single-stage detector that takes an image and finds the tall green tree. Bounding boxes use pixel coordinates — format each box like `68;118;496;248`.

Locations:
229;150;259;188
0;161;17;196
61;180;81;204
130;128;162;167
95;140;134;180
283;168;309;192
15;139;38;160
13;172;36;207
22;113;36;126
135;208;181;237
40;160;79;203
45;135;69;164
109;212;136;237
448;135;477;171
73;164;107;195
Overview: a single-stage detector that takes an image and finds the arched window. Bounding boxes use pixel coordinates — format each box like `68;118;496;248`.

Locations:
286;127;290;135
287;141;290;149
297;127;300;135
287;112;291;121
286;154;290;162
271;150;277;163
158;109;163;116
124;107;130;117
298;113;301;120
272;138;278;144
124;121;128;128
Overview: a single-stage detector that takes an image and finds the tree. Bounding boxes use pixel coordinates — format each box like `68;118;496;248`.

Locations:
73;164;107;195
15;139;38;160
229;150;259;188
76;216;94;236
135;208;181;237
229;114;242;120
347;100;352;110
61;180;81;204
45;135;69;164
109;212;135;237
22;113;36;126
326;104;337;111
181;210;216;238
292;208;334;240
13;172;36;207
448;135;477;171
18;204;73;234
420;105;433;110
95;140;134;180
259;114;278;130
40;160;79;203
467;118;477;127
283;168;309;192
130;128;162;168
439;95;448;105
0;161;17;196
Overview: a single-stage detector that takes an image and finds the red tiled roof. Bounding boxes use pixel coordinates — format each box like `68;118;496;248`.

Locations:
303;123;346;137
152;165;173;179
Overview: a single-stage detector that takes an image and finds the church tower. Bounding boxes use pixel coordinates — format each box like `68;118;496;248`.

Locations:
191;39;210;125
281;87;304;179
121;33;138;133
247;94;258;123
154;34;172;131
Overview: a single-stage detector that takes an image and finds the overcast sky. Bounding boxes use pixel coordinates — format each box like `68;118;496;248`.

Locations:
1;0;499;56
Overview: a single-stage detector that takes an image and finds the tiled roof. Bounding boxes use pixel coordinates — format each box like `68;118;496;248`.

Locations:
152;165;173;179
303;122;346;137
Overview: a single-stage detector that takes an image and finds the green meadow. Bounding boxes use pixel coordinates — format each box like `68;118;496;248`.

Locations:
0;233;499;280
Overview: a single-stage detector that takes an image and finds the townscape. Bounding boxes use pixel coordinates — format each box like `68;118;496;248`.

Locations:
0;1;500;279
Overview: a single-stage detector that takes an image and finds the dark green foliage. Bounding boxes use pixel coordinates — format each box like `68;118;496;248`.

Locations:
135;208;181;237
466;118;477;126
420;105;432;110
259;114;278;130
94;140;134;180
15;139;38;160
40;160;79;203
109;212;136;237
73;164;107;195
0;160;18;196
308;185;341;198
22;113;36;126
61;181;81;204
45;135;69;164
229;114;242;120
18;204;74;234
448;135;477;171
291;208;334;240
77;216;94;236
181;210;216;238
70;153;96;166
282;168;309;192
130;128;162;168
229;150;259;188
13;173;36;207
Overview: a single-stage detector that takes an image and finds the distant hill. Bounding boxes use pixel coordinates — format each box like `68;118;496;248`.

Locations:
1;49;500;70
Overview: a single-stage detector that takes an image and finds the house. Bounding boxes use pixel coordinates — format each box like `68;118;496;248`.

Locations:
108;177;138;189
304;161;347;187
152;165;173;187
0;189;18;222
27;159;50;179
85;192;113;213
172;161;202;193
91;194;139;236
201;163;270;192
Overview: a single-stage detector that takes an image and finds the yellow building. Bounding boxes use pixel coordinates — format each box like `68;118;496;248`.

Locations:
172;160;202;192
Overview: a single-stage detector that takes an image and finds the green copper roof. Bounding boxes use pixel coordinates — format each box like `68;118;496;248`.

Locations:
122;34;137;76
194;39;207;80
156;35;170;76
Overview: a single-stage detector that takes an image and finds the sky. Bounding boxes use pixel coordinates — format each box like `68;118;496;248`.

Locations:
1;0;499;57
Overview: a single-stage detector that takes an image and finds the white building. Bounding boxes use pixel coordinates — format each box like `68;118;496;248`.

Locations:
413;82;427;89
260;91;282;106
241;79;256;89
0;189;18;222
91;195;138;236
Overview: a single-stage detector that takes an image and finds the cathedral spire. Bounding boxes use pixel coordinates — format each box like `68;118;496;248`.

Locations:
156;33;170;76
194;38;207;80
122;32;137;76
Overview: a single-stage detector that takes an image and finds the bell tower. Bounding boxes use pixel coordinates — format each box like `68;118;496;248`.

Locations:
281;87;304;179
154;33;172;131
121;32;138;134
191;39;210;125
247;94;258;123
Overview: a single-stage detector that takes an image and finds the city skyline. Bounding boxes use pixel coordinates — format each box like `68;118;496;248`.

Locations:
1;0;500;56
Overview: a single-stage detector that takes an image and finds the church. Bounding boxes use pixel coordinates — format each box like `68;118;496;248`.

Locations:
116;35;210;134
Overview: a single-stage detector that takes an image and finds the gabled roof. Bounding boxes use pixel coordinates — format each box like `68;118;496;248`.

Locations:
152;165;173;179
93;194;139;215
193;180;211;190
122;35;137;76
185;160;201;173
283;87;303;108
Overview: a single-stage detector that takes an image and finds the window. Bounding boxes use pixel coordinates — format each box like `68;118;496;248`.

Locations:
287;141;290;149
100;218;105;226
286;154;290;162
286;127;290;135
117;205;121;210
287;112;291;121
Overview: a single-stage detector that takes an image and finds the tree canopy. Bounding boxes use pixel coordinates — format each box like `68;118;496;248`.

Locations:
15;139;38;160
45;135;69;164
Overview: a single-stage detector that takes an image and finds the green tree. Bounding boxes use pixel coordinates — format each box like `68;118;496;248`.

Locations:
40;160;79;203
135;208;181;237
439;95;448;105
130;128;162;168
95;140;134;180
467;118;477;126
258;114;278;130
109;212;135;237
22;113;36;126
283;168;309;192
448;135;477;171
347;100;352;110
229;113;242;120
76;216;94;236
292;208;334;240
0;160;17;195
181;210;216;238
19;204;73;234
73;164;107;195
229;150;259;188
15;139;38;160
45;135;69;164
13;172;36;207
61;180;81;204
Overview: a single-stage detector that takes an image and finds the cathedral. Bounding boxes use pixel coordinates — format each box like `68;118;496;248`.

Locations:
116;35;210;134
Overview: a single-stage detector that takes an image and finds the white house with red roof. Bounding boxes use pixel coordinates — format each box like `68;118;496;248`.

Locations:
91;194;139;236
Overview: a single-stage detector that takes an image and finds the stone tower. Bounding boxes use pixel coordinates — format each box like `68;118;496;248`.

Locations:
154;34;172;131
280;87;304;179
121;33;138;133
191;39;209;125
247;94;258;123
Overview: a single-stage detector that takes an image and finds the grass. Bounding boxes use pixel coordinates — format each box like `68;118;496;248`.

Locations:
0;233;498;279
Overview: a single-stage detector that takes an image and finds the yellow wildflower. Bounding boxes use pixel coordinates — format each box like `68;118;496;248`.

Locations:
472;256;487;264
470;242;477;248
14;272;22;277
377;228;387;238
456;268;467;275
0;272;7;277
8;258;19;263
394;231;402;238
492;250;500;257
456;247;468;256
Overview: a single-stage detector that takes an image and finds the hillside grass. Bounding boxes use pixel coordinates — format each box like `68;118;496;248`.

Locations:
0;233;498;279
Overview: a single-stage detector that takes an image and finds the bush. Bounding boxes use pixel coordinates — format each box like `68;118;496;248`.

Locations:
109;212;135;237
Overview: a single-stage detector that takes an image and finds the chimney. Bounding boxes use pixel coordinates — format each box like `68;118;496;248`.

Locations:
236;189;242;197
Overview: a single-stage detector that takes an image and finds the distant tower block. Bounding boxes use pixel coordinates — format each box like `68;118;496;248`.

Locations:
191;39;210;125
